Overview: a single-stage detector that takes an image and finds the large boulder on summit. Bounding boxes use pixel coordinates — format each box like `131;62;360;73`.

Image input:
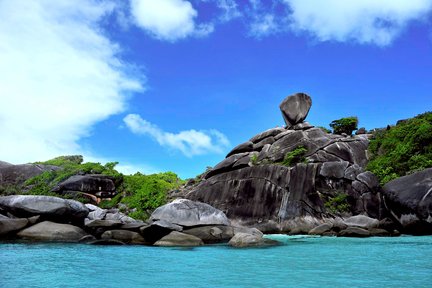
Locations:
382;168;432;235
150;199;230;227
0;195;89;223
0;162;60;184
17;221;88;242
279;92;312;127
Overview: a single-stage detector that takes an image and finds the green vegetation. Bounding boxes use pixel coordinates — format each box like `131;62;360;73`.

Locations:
281;146;308;166
330;117;358;135
367;112;432;185
119;172;184;220
250;153;259;165
324;193;350;214
3;155;185;220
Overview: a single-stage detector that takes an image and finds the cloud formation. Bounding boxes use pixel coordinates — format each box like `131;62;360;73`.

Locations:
284;0;432;46
130;0;213;41
0;0;142;164
123;114;230;157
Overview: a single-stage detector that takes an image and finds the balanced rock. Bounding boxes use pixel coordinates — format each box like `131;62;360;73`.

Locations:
17;221;88;242
279;93;312;127
154;231;204;247
150;199;230;227
0;195;89;223
382;168;432;235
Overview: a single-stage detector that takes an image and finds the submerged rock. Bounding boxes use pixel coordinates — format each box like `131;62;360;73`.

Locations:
154;231;204;247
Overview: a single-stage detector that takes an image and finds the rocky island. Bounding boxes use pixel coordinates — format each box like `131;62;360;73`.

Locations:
1;93;431;246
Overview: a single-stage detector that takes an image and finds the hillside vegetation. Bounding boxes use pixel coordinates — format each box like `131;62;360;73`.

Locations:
3;155;184;220
367;112;432;185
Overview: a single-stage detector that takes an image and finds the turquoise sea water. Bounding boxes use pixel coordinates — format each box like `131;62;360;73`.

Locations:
1;235;431;288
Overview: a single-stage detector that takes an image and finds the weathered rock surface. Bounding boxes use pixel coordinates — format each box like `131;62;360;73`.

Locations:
84;219;122;228
183;225;234;244
53;174;116;198
140;220;182;244
308;223;332;235
338;226;370;237
150;199;230;227
101;230;146;244
228;232;278;248
279;93;312;126
343;215;379;229
0;162;60;184
0;195;89;223
17;221;88;242
0;218;28;235
154;231;204;247
382;168;432;235
226;141;254;158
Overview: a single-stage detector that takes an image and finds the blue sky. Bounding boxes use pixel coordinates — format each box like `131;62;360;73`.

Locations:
0;0;431;178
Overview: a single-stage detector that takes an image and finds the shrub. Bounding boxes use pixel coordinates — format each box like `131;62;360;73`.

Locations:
250;154;258;165
367;112;432;185
330;117;358;135
282;146;308;166
324;193;350;214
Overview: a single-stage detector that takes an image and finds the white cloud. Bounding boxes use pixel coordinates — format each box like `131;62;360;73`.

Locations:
217;0;242;22
130;0;213;41
0;0;143;164
123;114;230;157
284;0;432;46
249;14;280;38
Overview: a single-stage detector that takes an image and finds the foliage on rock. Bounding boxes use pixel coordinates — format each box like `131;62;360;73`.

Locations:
367;112;432;185
324;193;350;214
330;117;358;135
281;146;307;166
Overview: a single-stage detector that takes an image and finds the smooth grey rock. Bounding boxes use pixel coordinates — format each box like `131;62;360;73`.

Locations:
352;180;370;195
78;235;97;243
86;204;107;220
338;227;370;237
27;215;40;225
17;221;88;242
150;199;230;227
279;93;312;126
140;220;183;244
182;225;234;244
0;163;60;184
84;219;122;228
292;122;314;130
205;153;249;179
356;172;380;192
0;195;89;222
382;168;432;235
154;231;204;247
101;229;146;244
250;127;286;143
343;215;379;229
0;218;28;235
308;223;333;235
232;153;254;169
52;174;116;197
226;141;254;158
319;161;350;179
228;232;278;248
344;164;363;181
323;140;369;167
233;226;264;237
253;137;275;151
368;228;390;236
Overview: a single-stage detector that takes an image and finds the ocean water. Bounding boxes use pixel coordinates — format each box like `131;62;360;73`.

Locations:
1;235;431;288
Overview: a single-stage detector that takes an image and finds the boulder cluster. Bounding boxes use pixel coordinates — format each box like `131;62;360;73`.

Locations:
0;195;274;247
183;92;432;236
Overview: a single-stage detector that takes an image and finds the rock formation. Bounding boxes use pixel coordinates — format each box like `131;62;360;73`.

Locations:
184;93;388;233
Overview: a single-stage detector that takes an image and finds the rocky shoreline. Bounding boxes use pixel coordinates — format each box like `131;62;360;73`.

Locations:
1;92;431;246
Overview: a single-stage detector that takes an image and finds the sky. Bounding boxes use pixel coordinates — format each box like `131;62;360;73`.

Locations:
0;0;431;179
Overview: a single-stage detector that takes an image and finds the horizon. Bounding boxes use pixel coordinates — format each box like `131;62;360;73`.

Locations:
1;0;431;178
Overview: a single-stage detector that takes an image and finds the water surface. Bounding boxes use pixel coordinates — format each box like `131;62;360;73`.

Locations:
1;235;431;287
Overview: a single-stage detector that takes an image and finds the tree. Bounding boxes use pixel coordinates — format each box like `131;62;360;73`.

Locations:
330;117;358;135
